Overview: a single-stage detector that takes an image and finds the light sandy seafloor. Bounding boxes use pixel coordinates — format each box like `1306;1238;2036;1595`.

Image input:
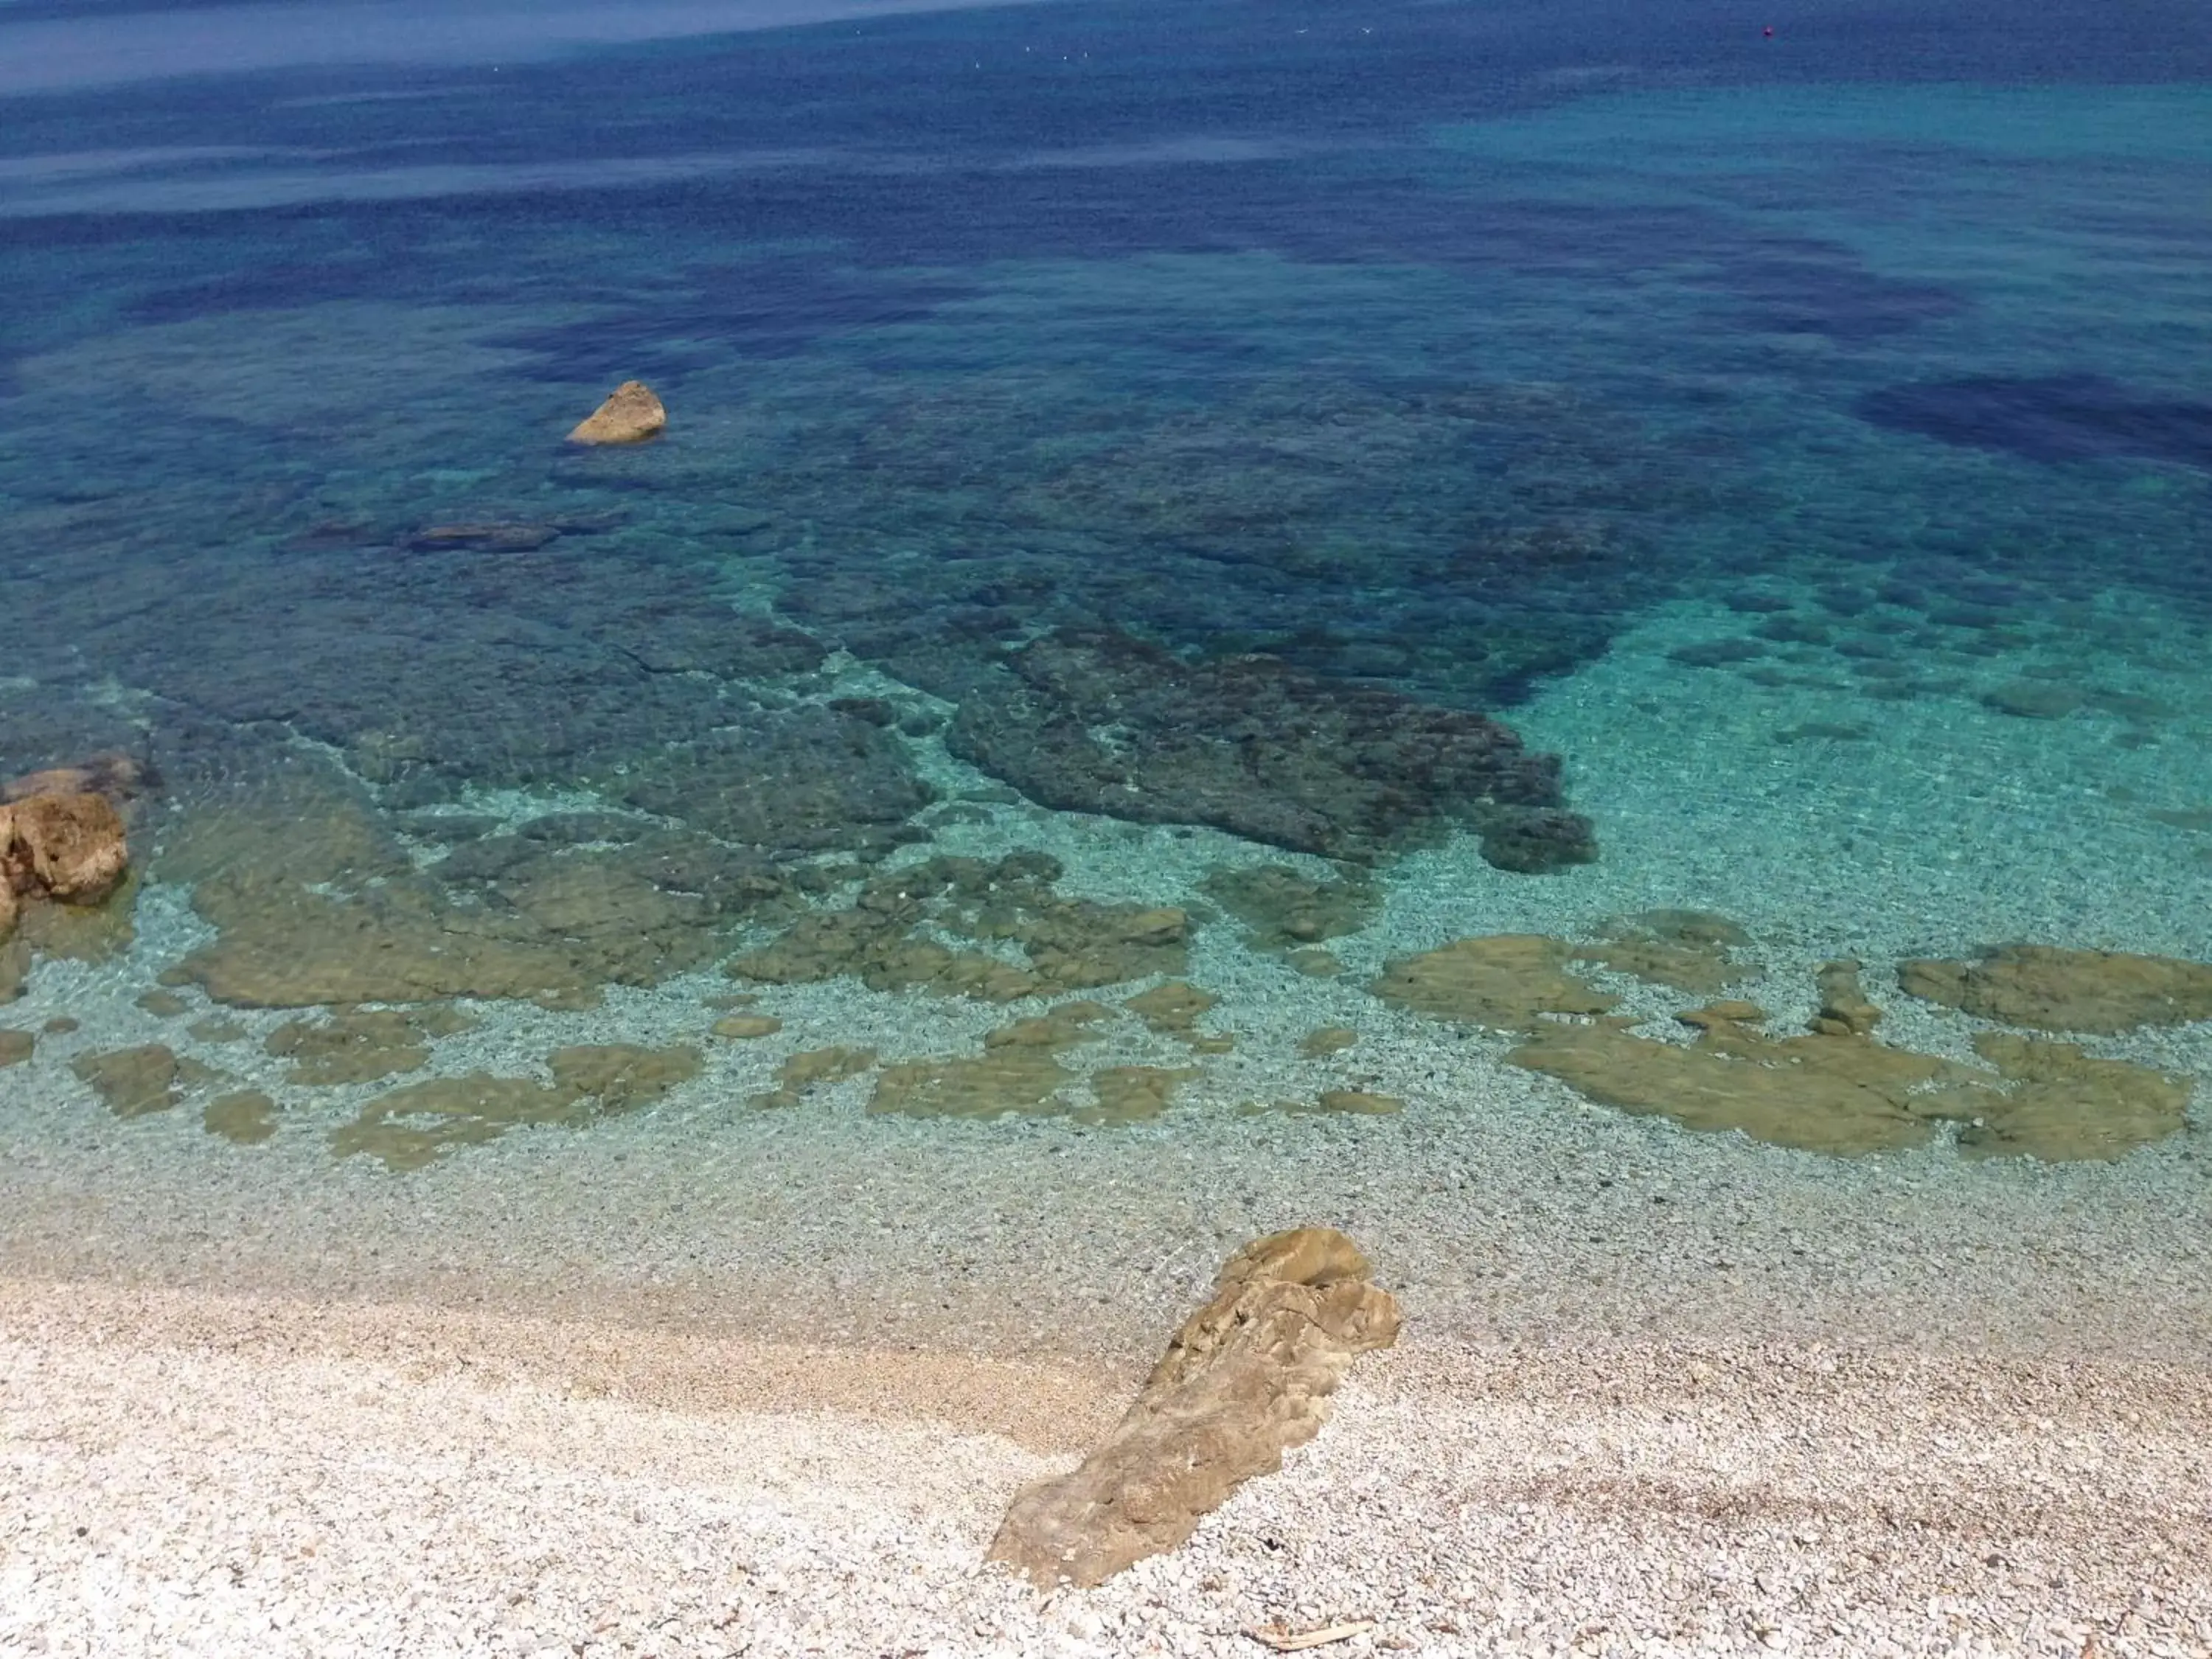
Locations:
4;612;2212;1656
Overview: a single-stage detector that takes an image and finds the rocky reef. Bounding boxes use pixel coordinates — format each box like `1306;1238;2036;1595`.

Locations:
946;631;1595;871
1377;928;2197;1161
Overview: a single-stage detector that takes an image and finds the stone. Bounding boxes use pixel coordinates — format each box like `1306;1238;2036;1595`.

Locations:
1371;935;1616;1029
1;792;129;903
203;1090;279;1145
712;1013;783;1040
0;1028;31;1066
730;853;1187;1001
165;764;783;1009
566;380;667;445
1506;998;1994;1156
1578;911;1752;997
1898;945;2212;1034
1315;1088;1401;1115
869;1004;1109;1121
1286;947;1342;978
987;1228;1399;1587
187;1017;249;1044
331;1043;704;1169
1124;981;1217;1036
406;521;562;554
1981;681;2082;720
945;630;1595;871
136;988;190;1018
1813;960;1882;1037
70;1045;217;1118
1199;865;1378;952
748;1046;877;1110
331;1075;574;1170
546;1043;703;1110
1082;1065;1202;1125
1957;1034;2188;1161
265;1006;476;1086
1298;1026;1360;1058
1668;639;1767;668
2;752;151;807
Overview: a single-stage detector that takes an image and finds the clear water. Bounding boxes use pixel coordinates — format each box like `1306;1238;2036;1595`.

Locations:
1;0;2210;1355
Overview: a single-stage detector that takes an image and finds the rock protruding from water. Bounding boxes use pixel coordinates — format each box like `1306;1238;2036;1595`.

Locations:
945;630;1596;871
987;1228;1399;1588
2;791;130;958
1;790;128;908
566;380;667;445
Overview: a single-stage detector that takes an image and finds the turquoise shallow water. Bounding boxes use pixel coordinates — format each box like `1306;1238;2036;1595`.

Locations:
1;0;2210;1358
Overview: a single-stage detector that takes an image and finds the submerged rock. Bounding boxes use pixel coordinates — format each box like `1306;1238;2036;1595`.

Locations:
1957;1034;2189;1161
1898;945;2212;1034
264;1004;478;1087
70;1044;219;1118
164;761;791;1009
1508;1001;1970;1156
945;630;1596;871
566;380;667;445
1200;863;1378;953
1508;985;2191;1162
987;1228;1399;1587
748;1044;877;1110
203;1090;280;1145
1372;934;1617;1029
331;1043;702;1170
3;752;150;806
728;852;1188;1001
1083;1064;1202;1125
868;1002;1110;1121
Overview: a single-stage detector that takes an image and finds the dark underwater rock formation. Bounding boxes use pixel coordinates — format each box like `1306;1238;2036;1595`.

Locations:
946;631;1596;870
1858;375;2212;469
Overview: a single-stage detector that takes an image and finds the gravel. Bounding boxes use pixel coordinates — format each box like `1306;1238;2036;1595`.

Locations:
4;1279;2208;1659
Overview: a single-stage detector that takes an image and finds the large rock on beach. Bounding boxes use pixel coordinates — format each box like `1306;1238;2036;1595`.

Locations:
987;1227;1399;1587
947;630;1595;870
566;380;667;445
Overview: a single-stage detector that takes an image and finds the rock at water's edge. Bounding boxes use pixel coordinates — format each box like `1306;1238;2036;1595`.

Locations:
567;380;667;445
987;1227;1399;1587
1;792;130;906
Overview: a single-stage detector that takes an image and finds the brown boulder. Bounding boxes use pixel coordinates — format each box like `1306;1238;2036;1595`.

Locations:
987;1228;1399;1587
566;380;667;445
1;792;130;905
